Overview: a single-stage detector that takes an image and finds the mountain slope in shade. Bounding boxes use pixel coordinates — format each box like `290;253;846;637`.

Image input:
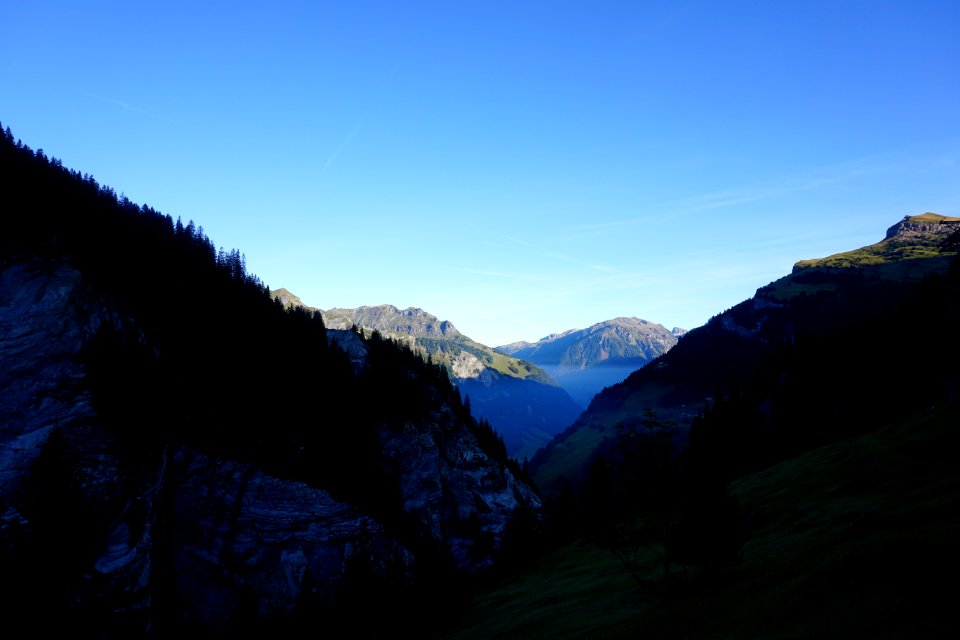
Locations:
498;317;680;406
445;399;960;639
530;213;960;496
0;126;540;635
271;300;582;460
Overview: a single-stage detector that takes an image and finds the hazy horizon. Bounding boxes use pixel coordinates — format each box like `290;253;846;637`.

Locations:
4;1;958;346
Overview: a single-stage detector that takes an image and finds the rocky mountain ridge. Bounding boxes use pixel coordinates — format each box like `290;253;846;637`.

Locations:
498;316;680;406
324;304;462;339
500;317;678;369
271;296;583;461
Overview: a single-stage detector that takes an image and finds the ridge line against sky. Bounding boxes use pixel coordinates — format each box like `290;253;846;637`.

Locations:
3;0;958;346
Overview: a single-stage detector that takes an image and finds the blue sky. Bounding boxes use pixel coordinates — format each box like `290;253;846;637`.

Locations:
3;1;958;346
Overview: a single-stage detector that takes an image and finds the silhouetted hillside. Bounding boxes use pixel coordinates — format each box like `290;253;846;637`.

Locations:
531;216;960;497
0;123;539;637
444;220;960;638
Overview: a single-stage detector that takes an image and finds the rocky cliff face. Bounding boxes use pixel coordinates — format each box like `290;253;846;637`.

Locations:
1;258;538;635
1;259;158;629
0;260;97;496
376;407;541;566
172;448;412;628
884;212;960;241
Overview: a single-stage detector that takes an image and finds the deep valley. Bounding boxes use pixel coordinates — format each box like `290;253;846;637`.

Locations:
2;122;959;639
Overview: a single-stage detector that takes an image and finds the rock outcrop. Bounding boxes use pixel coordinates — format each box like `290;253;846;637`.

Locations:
324;304;462;339
0;258;538;634
172;448;412;628
884;212;960;241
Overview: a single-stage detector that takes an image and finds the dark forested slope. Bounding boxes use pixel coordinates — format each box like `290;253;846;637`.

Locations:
0;123;538;637
449;217;960;639
532;213;960;496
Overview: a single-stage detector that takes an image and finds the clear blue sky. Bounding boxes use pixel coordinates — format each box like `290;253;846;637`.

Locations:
3;1;958;346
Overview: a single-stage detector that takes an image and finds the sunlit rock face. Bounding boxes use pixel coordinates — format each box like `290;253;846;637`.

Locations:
327;327;543;571
377;411;542;571
884;212;960;242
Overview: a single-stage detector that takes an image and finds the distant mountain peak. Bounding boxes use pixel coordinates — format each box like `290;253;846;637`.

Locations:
271;287;313;311
498;316;680;406
323;304;462;339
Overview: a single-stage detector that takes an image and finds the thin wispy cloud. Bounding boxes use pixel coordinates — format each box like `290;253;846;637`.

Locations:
89;94;174;123
322;119;364;173
564;152;911;235
454;267;555;282
498;234;623;273
320;67;398;174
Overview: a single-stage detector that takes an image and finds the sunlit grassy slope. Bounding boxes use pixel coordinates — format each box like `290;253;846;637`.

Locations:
793;213;959;272
445;401;960;639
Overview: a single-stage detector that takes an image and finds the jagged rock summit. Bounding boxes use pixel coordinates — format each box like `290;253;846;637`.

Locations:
324;304;462;339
